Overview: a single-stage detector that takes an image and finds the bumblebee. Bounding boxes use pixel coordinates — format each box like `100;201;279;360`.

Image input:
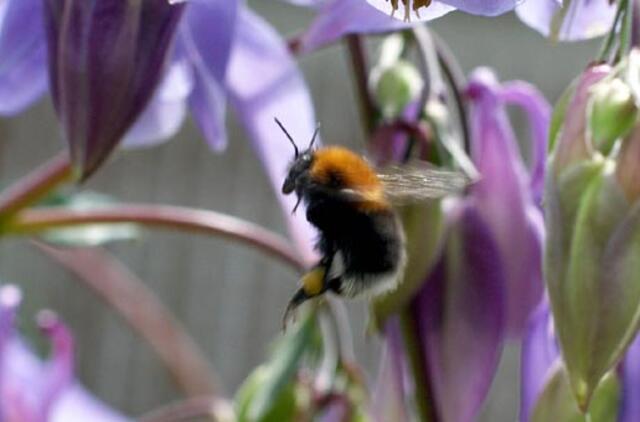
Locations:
275;118;467;323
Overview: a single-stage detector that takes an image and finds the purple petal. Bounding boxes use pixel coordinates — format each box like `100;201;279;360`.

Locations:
226;7;319;263
620;334;640;422
516;0;616;41
0;0;48;115
499;81;552;205
180;0;238;151
52;385;131;422
439;0;518;16
300;0;453;53
371;319;410;422
466;68;545;337
43;0;186;178
38;311;74;419
520;299;560;422
415;204;506;422
122;59;194;148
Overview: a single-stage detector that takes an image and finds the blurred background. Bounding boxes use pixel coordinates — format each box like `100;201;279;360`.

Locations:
0;2;601;421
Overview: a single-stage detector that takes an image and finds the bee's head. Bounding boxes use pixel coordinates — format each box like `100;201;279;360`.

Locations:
283;150;314;194
274;118;320;195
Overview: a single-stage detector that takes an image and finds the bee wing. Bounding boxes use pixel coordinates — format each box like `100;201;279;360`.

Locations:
378;163;471;205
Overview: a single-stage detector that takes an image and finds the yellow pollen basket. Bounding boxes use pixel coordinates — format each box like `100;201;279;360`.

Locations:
301;267;326;296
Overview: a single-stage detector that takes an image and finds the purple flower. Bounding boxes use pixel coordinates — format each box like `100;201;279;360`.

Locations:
0;0;318;260
0;284;130;422
414;203;506;422
399;68;548;421
516;0;616;41
465;68;549;337
298;0;523;53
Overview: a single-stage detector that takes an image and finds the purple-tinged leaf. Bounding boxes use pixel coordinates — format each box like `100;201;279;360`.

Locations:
0;0;47;115
415;205;506;422
516;0;616;41
227;8;319;263
43;0;186;179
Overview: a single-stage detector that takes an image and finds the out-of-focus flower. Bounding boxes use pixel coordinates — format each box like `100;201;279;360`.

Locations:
298;0;526;53
516;0;616;41
413;204;506;422
366;0;519;21
465;68;549;336
395;68;548;422
520;299;623;422
0;0;318;261
0;284;131;422
544;58;640;410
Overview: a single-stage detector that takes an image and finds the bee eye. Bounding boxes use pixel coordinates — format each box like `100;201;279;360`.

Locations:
302;153;311;162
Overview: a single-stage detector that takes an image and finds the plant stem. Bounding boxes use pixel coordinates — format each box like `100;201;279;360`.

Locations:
618;0;634;61
431;32;470;153
0;152;73;222
346;34;377;137
9;205;307;272
138;396;234;422
35;243;223;397
598;2;625;62
400;308;438;422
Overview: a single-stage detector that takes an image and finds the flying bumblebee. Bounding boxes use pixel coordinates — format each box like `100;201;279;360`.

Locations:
275;118;469;324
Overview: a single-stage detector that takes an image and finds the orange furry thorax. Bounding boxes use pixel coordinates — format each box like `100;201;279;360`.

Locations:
309;146;389;211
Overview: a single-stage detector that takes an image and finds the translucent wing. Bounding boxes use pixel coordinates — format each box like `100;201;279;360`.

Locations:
378;163;471;205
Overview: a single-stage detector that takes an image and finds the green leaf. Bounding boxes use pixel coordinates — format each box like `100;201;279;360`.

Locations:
37;191;140;246
240;310;316;422
235;366;297;422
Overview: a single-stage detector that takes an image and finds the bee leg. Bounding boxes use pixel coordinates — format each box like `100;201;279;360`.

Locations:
282;266;328;330
282;287;311;330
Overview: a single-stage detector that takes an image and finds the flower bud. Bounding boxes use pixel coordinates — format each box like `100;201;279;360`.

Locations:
43;0;185;179
373;60;423;118
546;63;640;410
589;78;639;154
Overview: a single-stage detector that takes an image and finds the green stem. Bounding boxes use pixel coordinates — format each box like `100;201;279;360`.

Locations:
598;1;625;62
618;0;634;61
400;309;438;422
9;205;307;272
0;152;73;223
346;34;377;137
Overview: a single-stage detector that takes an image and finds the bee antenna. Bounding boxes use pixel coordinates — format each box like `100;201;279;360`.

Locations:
308;122;321;149
274;117;299;158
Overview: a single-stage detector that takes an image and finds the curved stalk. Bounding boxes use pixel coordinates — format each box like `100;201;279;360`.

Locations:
35;243;222;397
138;396;234;422
0;152;73;222
9;205;307;272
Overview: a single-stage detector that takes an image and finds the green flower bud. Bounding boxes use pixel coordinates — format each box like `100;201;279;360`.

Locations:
546;64;640;410
373;60;424;118
589;78;639;155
